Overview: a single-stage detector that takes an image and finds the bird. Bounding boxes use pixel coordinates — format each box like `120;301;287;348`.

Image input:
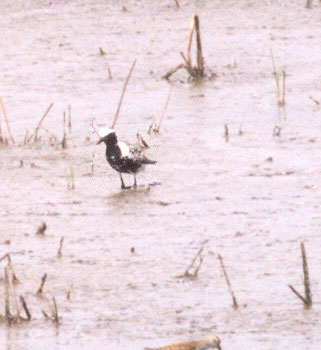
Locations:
145;335;222;350
97;127;157;189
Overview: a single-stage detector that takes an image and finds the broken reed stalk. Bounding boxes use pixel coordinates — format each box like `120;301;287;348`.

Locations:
68;104;72;133
4;267;12;321
62;111;67;149
282;70;286;106
33;102;54;142
40;125;58;141
156;81;174;132
37;273;47;295
163;15;206;81
306;0;312;8
194;15;204;75
20;296;31;321
187;17;196;65
270;49;285;107
218;254;238;309
67;165;75;190
57;237;64;258
174;0;180;10
36;221;47;235
224;124;229;142
7;254;19;283
111;59;137;128
185;246;203;275
288;242;312;307
0;97;15;144
8;269;20;319
52;297;59;324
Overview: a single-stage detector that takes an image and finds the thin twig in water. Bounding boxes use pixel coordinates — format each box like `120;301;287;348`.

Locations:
185;246;203;276
36;273;47;295
309;96;320;105
52;297;59;324
57;237;64;258
224;124;229;142
4;267;13;322
40;125;58;141
20;296;31;321
111;59;137;128
62;111;67;149
33;102;54;142
301;242;312;305
194;15;204;75
282;70;286;106
7;254;19;284
68;104;72;133
218;254;238;309
288;242;312;307
176;244;206;279
156;81;174;132
187;16;196;65
36;221;47;235
0;97;15;143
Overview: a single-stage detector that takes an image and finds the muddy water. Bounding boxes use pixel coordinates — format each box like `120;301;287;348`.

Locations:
1;0;321;349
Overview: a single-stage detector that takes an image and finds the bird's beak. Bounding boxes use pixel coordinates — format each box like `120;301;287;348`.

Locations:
97;138;103;145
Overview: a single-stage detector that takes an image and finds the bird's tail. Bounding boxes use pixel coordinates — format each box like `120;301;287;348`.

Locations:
142;158;157;165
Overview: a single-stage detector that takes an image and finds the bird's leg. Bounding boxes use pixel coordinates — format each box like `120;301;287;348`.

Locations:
133;174;137;189
119;173;126;189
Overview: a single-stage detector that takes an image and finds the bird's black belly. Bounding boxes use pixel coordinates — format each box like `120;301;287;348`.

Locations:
107;156;142;174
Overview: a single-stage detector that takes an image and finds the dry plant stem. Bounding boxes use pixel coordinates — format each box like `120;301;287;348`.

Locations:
301;242;312;305
23;130;29;145
187;17;196;65
8;269;20;318
288;285;307;304
40;125;58;141
174;0;180;10
163;63;185;80
4;267;12;321
193;255;203;277
111;59;137;128
288;242;312;307
7;254;19;283
309;96;320;105
37;273;47;295
180;52;194;76
185;247;203;275
62;111;67;149
156;81;174;132
0;253;9;262
0;97;15;143
224;124;229;142
20;296;31;321
136;133;149;148
282;70;286;106
68;104;72;133
194;15;204;74
34;102;54;142
306;0;312;8
52;297;59;324
218;254;238;309
57;237;64;258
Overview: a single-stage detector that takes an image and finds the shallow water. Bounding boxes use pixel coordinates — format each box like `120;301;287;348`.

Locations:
1;0;321;349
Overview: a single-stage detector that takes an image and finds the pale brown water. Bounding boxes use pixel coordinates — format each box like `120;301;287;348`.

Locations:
1;1;321;349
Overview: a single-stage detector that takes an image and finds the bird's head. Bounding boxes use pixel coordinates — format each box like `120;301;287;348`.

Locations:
208;335;222;350
97;127;116;145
